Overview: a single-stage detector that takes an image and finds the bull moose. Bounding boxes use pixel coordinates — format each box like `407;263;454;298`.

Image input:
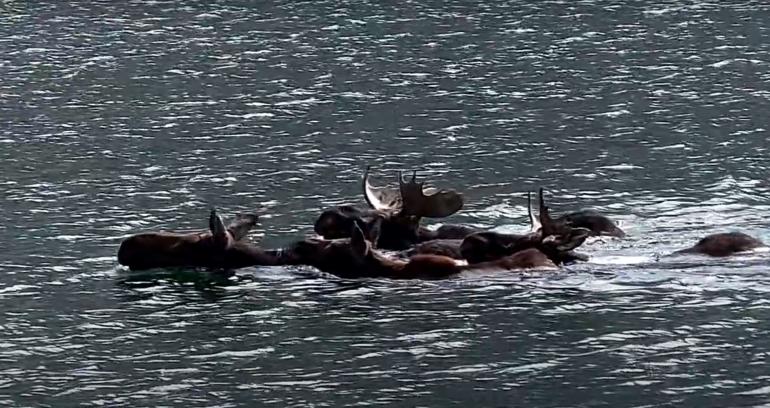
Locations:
313;167;471;250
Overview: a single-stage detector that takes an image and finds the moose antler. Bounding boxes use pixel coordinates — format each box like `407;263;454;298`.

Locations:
362;166;403;212
399;170;464;218
362;167;464;218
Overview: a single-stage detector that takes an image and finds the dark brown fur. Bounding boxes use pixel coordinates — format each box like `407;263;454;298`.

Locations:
555;210;625;238
471;248;556;270
314;206;476;250
674;232;765;257
405;239;465;259
117;211;293;271
460;231;541;264
314;169;469;250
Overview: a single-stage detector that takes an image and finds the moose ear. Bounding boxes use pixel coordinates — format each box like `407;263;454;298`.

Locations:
209;208;233;249
209;209;227;237
350;221;371;257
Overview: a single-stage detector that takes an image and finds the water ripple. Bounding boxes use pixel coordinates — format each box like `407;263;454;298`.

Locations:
3;0;770;406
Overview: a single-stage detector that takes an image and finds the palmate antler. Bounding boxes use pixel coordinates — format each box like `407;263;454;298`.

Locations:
362;166;464;218
398;171;464;218
362;166;403;212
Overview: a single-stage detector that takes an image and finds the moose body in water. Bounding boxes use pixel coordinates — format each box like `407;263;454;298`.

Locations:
117;210;296;271
554;210;625;238
293;188;592;279
674;232;765;257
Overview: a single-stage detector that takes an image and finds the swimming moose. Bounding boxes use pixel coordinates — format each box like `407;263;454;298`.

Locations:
117;210;296;271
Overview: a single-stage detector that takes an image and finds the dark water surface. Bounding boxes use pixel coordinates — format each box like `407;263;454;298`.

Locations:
3;1;770;406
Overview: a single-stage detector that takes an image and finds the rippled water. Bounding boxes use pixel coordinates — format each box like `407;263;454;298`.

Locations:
3;1;770;406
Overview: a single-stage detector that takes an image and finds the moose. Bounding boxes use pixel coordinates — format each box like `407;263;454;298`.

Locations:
673;232;765;257
117;210;296;271
116;186;593;278
459;190;591;265
313;167;469;250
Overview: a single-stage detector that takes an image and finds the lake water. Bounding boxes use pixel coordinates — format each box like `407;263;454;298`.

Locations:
2;1;770;406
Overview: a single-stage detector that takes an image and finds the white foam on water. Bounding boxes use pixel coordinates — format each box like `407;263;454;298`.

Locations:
589;255;654;265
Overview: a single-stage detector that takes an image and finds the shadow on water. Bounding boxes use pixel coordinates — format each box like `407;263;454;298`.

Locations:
114;264;378;297
115;266;242;297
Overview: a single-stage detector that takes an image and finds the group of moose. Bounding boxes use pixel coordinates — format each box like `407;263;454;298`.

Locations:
117;167;766;279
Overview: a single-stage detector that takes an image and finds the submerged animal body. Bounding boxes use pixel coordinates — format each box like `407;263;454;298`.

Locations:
314;205;419;250
406;191;601;264
460;230;590;265
555;210;625;238
117;211;293;271
294;189;592;279
292;224;561;280
417;224;480;241
404;239;465;259
674;232;765;257
460;231;540;264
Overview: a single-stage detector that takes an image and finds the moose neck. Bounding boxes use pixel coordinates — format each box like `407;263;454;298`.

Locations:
375;214;422;250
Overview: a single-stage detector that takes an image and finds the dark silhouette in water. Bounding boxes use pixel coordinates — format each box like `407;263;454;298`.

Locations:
117;210;294;271
460;230;589;265
313;205;387;245
293;188;592;279
407;190;539;260
315;167;624;252
674;232;765;257
554;209;625;238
